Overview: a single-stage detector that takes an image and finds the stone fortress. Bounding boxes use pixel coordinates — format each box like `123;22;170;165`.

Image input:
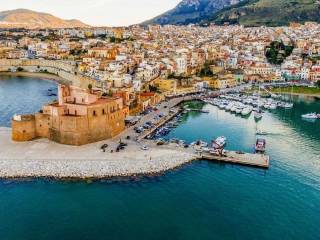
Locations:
12;84;129;145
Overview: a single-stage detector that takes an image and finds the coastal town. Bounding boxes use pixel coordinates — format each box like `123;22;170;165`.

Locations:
1;2;320;239
1;23;320;91
0;22;320;178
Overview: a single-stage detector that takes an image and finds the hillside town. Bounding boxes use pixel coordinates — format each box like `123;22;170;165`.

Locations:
1;23;320;144
1;24;320;89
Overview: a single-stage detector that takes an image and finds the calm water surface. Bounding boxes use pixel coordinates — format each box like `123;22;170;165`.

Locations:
0;75;57;127
0;77;320;240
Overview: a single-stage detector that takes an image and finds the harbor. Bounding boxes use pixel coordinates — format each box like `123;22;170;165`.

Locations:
0;76;320;240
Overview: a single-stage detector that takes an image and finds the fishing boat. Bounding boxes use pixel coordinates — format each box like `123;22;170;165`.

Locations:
255;138;266;153
301;113;318;119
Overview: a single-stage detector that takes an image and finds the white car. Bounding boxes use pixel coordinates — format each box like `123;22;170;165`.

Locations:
141;146;149;151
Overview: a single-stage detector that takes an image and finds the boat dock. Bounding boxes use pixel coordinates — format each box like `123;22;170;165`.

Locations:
200;151;269;168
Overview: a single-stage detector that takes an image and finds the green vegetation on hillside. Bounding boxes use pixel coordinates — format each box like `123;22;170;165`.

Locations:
197;62;215;77
211;0;320;27
265;41;294;65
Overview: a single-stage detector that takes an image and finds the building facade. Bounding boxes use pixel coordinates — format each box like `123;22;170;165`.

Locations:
12;85;128;146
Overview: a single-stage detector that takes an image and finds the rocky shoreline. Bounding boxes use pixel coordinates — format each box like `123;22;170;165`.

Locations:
0;127;197;180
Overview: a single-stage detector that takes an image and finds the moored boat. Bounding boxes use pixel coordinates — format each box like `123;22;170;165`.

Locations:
301;113;318;119
241;106;252;116
212;136;227;149
255;138;266;153
254;111;263;120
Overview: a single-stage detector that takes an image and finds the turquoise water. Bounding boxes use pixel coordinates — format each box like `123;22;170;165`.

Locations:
0;77;320;240
0;75;57;127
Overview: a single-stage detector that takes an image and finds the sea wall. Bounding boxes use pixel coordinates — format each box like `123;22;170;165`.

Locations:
0;59;98;89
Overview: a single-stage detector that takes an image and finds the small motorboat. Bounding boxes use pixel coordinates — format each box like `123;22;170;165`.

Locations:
284;103;294;109
255;138;266;153
235;108;242;114
212;136;227;149
241;107;252;116
256;130;268;136
269;104;277;110
254;111;263;120
301;113;318;119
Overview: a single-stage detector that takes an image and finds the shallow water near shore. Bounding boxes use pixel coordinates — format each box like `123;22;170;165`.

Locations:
0;77;320;240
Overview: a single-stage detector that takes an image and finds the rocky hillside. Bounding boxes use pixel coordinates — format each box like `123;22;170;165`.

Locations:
211;0;320;26
0;9;90;29
144;0;241;25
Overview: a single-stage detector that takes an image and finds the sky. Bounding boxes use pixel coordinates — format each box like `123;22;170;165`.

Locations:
0;0;181;26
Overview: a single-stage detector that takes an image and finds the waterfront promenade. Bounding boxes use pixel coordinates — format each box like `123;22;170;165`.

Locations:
0;94;199;179
0;90;269;179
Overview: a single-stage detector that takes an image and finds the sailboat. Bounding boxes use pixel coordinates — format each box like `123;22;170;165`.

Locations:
254;84;263;120
284;83;294;109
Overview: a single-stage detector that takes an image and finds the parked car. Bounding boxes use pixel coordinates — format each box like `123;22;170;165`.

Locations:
141;145;149;151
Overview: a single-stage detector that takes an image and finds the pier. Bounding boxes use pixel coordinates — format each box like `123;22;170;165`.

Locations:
200;151;269;168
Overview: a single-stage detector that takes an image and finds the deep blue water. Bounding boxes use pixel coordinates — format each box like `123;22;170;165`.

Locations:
0;77;320;240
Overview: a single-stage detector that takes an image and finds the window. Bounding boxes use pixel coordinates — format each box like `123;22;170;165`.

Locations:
93;110;96;116
102;109;105;115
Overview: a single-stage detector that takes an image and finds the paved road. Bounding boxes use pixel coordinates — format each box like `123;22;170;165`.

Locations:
115;84;252;145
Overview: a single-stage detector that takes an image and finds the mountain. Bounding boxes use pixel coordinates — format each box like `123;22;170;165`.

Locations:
144;0;241;25
0;9;90;28
211;0;320;26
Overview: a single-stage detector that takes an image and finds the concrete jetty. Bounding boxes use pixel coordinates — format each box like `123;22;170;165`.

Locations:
200;151;269;168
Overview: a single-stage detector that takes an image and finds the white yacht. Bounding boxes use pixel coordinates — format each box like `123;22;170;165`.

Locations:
241;106;252;116
284;103;294;109
212;136;227;148
225;103;233;111
301;113;318;119
230;105;237;113
269;103;277;110
235;108;242;114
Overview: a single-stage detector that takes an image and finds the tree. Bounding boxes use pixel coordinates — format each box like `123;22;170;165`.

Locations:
316;80;320;88
198;62;214;77
265;40;294;65
149;85;158;92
